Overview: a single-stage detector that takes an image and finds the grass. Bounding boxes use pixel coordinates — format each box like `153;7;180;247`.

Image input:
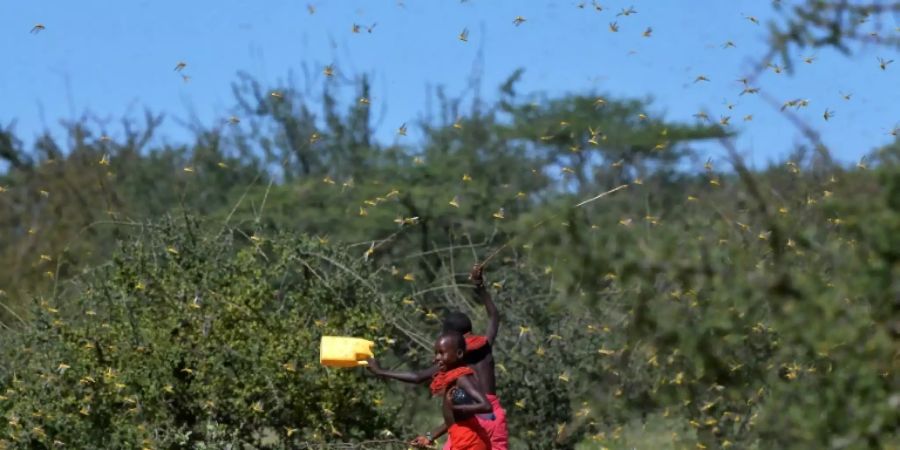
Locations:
575;414;699;450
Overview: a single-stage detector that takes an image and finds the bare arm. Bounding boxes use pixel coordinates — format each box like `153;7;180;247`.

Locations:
470;264;500;345
411;422;448;448
451;374;493;415
366;358;438;385
430;422;449;440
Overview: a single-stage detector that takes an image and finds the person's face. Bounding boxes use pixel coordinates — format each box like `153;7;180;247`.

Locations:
433;337;462;371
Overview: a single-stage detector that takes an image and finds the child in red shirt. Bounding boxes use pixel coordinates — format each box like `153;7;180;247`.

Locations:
410;333;492;449
367;265;509;449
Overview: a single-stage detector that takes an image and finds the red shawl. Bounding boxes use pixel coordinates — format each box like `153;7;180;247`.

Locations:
430;366;475;396
464;333;488;351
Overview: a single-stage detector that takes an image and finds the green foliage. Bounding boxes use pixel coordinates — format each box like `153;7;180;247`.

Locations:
388;263;609;450
767;1;900;72
524;146;900;448
1;63;898;448
0;217;407;448
0;117;260;309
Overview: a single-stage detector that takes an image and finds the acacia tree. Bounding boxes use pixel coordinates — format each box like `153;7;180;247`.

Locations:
765;0;900;73
0;114;262;321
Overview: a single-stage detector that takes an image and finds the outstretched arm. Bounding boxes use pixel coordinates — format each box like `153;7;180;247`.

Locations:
470;264;500;345
366;358;438;385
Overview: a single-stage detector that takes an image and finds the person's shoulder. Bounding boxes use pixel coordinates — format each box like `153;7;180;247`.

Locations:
456;372;474;382
464;342;491;362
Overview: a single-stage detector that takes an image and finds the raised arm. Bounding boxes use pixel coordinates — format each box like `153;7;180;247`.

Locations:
366;358;438;385
470;264;500;345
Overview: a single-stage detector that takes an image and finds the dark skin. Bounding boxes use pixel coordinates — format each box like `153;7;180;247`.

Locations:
410;336;492;448
367;264;500;394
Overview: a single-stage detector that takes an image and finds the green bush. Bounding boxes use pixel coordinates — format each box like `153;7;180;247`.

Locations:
524;150;900;449
0;217;409;449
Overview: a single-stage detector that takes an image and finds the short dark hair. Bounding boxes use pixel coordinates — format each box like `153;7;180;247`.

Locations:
442;311;472;334
438;332;467;353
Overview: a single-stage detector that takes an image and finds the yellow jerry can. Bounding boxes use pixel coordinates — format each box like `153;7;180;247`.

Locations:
319;336;375;368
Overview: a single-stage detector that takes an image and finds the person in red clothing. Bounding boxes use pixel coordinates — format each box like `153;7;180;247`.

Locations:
366;264;509;449
409;333;492;449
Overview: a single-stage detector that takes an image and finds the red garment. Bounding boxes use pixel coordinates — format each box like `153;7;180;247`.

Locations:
447;417;490;450
464;333;488;351
430;366;475;396
443;394;509;450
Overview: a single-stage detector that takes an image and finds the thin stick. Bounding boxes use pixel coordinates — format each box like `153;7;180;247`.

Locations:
255;177;275;223
573;184;629;207
480;184;629;266
222;172;263;229
479;219;545;266
0;300;27;326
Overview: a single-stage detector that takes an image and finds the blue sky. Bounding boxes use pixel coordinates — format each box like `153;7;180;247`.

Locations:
1;0;897;168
